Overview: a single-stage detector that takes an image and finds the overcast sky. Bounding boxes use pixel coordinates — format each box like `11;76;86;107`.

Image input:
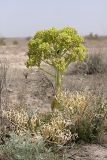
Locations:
0;0;107;37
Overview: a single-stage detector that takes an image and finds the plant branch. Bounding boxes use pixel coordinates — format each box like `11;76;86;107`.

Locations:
41;59;53;67
39;67;55;77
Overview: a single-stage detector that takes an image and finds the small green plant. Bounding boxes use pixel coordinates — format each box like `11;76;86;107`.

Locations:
26;27;86;109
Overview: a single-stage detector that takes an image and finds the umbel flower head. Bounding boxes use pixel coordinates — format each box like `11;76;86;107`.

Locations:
27;27;86;73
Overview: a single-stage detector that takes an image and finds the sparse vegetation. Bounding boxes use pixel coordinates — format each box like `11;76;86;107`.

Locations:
0;29;107;160
1;91;107;142
1;91;107;159
85;33;99;40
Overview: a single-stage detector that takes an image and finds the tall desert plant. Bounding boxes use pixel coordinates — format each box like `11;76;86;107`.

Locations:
26;27;86;109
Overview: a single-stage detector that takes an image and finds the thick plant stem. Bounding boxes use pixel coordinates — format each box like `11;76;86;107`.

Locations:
51;70;62;111
55;70;62;95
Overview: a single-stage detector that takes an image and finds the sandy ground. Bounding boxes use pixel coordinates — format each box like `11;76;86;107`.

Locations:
64;144;107;160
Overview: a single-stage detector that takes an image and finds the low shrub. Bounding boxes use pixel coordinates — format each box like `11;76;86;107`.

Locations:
85;33;99;40
55;91;107;142
73;53;106;74
0;133;63;160
86;53;106;74
2;109;29;133
0;38;6;46
13;40;18;45
2;108;52;134
41;111;74;145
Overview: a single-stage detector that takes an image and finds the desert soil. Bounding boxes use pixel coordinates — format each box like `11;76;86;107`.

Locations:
64;144;107;160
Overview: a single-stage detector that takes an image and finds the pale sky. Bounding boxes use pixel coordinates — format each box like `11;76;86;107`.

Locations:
0;0;107;37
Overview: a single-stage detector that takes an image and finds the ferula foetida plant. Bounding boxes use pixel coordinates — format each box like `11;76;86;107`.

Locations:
26;27;86;109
